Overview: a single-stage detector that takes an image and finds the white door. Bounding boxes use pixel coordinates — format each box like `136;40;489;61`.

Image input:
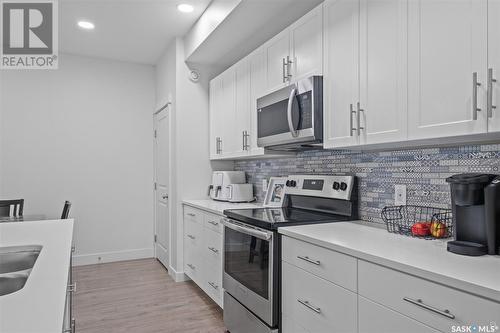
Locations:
234;58;251;156
249;47;267;156
408;0;488;139
488;0;500;132
290;4;323;83
154;107;170;268
323;0;360;149
359;0;407;145
265;29;291;92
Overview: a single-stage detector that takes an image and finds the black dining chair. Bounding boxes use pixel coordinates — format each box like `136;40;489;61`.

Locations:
0;199;24;217
61;201;72;219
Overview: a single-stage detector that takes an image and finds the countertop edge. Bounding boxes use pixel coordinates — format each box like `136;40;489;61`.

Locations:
278;225;500;304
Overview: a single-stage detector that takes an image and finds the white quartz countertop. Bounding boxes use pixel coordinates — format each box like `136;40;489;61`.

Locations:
0;219;74;333
279;221;500;303
183;199;262;215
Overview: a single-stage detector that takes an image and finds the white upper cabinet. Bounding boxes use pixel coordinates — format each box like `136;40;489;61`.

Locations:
249;47;267;156
234;58;251;156
407;0;488;140
209;77;223;159
264;29;291;93
290;5;324;83
488;0;500;132
359;0;407;145
323;0;360;149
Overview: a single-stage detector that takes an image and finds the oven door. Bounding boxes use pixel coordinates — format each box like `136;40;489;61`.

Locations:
257;76;322;148
222;218;277;327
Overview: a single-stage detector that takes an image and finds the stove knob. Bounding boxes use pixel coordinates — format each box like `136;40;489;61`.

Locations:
286;180;291;187
333;182;340;190
290;180;297;187
340;182;348;191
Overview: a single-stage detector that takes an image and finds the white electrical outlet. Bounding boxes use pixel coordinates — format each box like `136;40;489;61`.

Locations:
262;179;268;193
395;185;407;205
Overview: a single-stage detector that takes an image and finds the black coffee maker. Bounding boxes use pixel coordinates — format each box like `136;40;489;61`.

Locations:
446;173;500;256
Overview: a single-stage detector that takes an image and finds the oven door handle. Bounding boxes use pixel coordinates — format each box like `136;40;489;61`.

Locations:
222;218;273;241
287;87;299;138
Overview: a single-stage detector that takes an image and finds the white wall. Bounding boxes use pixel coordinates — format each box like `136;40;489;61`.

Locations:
0;54;155;265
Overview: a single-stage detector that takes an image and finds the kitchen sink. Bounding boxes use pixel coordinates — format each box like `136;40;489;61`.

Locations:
0;272;29;296
0;246;42;274
0;245;42;296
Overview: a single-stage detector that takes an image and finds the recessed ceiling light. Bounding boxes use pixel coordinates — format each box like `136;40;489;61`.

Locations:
77;21;95;30
177;4;194;13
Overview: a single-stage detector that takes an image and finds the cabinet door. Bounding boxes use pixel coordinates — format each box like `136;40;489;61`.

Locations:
219;68;237;157
323;0;360;149
488;0;500;132
234;59;251;156
408;0;488;139
265;29;291;93
209;77;223;159
359;0;407;145
249;47;267;156
359;296;439;333
290;4;323;83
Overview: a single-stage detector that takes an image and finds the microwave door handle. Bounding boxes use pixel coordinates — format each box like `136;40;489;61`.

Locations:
287;87;299;137
222;218;273;241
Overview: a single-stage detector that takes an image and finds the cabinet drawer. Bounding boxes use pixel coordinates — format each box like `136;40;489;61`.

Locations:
184;220;202;250
282;236;357;292
359;296;439;333
204;213;223;234
282;261;357;333
204;264;222;306
203;228;222;267
282;314;309;333
358;260;500;332
184;245;201;285
184;206;203;224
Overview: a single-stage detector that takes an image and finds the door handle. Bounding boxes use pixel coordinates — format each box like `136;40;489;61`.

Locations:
473;72;482;120
286;55;293;80
350;103;356;137
488;68;497;118
282;58;287;83
357;102;364;136
287;87;299;137
162;194;168;200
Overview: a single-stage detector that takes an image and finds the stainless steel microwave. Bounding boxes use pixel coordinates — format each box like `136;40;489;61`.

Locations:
256;76;323;151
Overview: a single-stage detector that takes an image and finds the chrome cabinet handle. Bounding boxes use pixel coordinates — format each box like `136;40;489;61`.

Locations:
208;246;219;254
208;220;219;226
187;234;195;240
357;102;365;135
488;68;497;118
403;297;455;319
71;319;76;333
286;55;293;80
297;299;321;314
350;103;357;137
297;255;321;266
68;283;76;293
187;213;196;217
242;131;246;151
187;263;195;270
243;131;250;150
287;87;299;137
282;58;287;83
208;281;219;290
473;72;482;120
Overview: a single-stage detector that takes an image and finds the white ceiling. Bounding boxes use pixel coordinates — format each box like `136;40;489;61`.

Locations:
59;0;211;65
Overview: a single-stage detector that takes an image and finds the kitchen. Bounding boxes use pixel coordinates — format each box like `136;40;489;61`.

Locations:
1;0;500;333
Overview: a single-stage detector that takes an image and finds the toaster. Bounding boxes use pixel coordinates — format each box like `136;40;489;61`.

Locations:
225;184;254;203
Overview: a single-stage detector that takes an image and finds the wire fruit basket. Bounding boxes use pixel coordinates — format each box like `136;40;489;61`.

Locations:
381;205;453;239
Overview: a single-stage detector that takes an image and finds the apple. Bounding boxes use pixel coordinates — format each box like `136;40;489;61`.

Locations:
430;221;447;238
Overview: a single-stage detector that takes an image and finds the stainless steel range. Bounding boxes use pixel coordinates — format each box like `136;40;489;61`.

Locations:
222;174;357;333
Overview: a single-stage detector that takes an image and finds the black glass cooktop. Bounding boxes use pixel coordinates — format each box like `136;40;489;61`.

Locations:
223;208;351;231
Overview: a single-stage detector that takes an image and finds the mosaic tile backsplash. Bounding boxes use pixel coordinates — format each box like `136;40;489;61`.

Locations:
234;144;500;224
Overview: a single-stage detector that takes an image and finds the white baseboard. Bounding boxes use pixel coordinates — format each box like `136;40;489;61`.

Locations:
73;247;154;266
168;265;190;282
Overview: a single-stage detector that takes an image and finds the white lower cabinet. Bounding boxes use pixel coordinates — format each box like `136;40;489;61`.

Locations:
359;296;439;333
183;205;224;307
281;236;500;333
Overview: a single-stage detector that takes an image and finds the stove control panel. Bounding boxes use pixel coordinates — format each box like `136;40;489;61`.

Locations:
285;174;355;201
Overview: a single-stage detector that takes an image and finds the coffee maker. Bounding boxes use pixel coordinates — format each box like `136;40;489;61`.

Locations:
446;173;500;256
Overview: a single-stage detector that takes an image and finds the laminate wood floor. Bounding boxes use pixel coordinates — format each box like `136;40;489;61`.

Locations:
73;258;225;333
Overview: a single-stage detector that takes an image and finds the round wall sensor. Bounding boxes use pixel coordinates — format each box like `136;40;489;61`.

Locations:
189;69;200;82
